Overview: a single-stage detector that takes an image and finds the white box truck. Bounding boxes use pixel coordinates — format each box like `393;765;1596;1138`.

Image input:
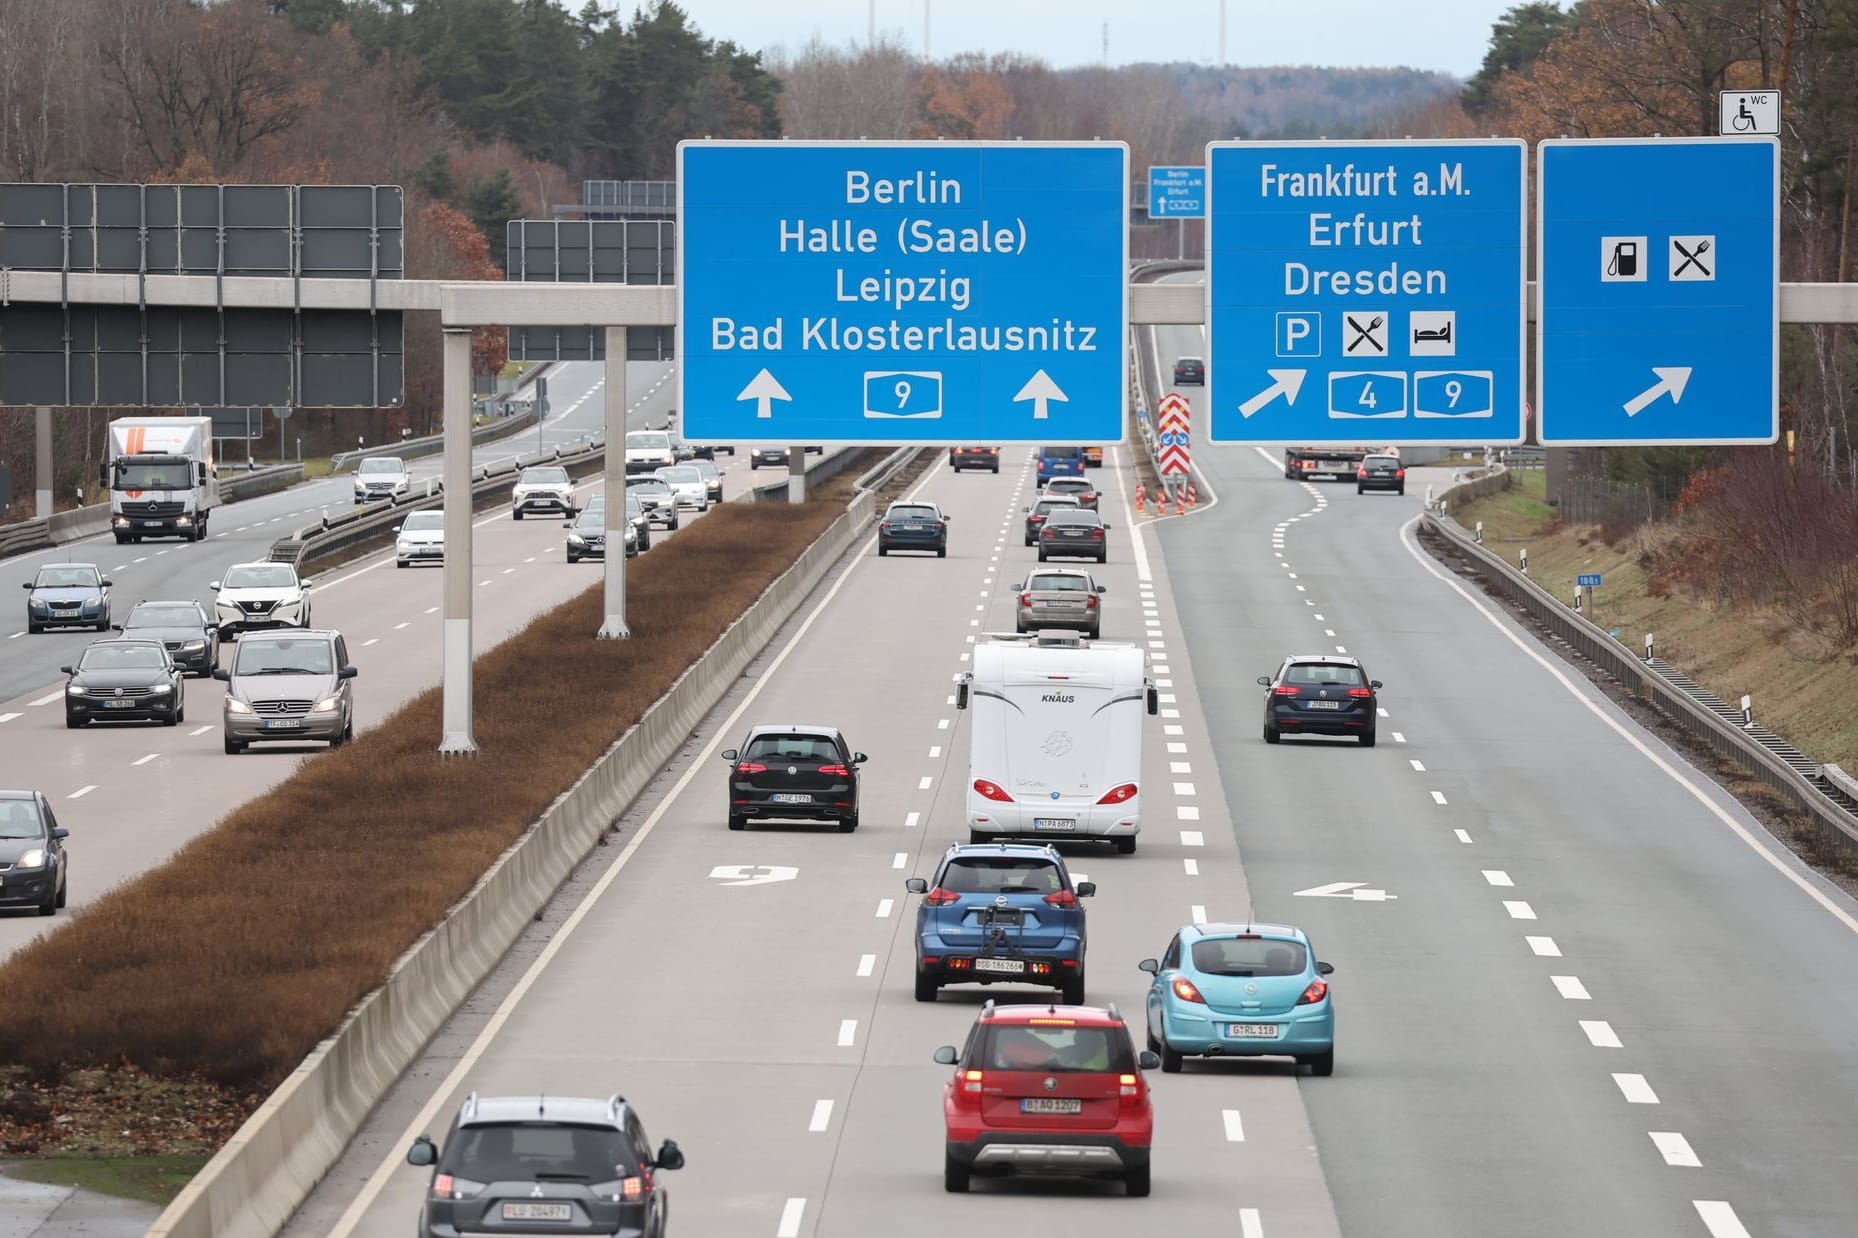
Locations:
956;631;1159;854
103;416;217;543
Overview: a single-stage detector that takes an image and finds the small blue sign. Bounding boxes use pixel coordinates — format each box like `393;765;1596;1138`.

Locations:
677;141;1129;445
1577;573;1603;588
1204;140;1528;445
1148;166;1206;219
1538;138;1779;445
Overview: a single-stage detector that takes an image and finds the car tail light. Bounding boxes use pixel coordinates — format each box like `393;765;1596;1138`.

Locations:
1272;684;1300;697
1089;529;1103;538
432;1174;485;1201
1020;592;1033;607
1357;468;1368;479
973;778;1014;802
1171;977;1205;1004
925;886;959;906
1346;687;1372;698
735;761;768;774
1097;782;1137;805
819;763;851;776
620;1174;648;1200
1119;1072;1143;1109
954;1068;985;1106
1395;468;1406;478
1297;979;1329;1005
1043;889;1078;908
1085;595;1099;609
1082;493;1096;503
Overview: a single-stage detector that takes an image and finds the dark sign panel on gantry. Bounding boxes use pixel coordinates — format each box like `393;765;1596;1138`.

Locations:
504;218;676;362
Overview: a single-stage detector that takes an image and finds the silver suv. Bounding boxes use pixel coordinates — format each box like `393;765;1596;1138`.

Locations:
407;1093;683;1238
215;629;357;754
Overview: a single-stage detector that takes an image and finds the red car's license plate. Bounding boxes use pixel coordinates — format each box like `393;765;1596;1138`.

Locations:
1020;1097;1082;1114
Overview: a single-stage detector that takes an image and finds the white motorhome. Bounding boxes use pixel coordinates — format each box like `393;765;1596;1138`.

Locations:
103;416;218;543
957;631;1158;854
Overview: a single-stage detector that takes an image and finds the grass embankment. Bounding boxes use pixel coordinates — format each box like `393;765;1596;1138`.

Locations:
1452;470;1858;773
5;1154;211;1206
0;473;869;1166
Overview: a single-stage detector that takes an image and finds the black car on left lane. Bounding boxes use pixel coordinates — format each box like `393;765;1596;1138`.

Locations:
62;639;185;728
878;500;950;557
0;790;69;917
114;600;219;675
720;724;867;832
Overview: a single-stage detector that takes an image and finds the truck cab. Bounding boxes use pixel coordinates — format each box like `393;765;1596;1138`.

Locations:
104;417;218;543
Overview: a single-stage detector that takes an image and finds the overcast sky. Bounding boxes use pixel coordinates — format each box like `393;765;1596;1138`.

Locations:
640;1;1520;79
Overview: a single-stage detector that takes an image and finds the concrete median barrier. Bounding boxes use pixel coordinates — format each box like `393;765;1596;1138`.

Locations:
148;489;877;1238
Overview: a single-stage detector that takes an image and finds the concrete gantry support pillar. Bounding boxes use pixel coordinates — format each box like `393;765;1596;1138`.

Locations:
34;406;53;518
787;446;806;503
597;326;631;640
438;328;478;756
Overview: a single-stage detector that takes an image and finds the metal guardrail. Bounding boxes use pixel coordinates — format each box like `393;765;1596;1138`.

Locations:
276;436;604;566
1423;470;1858;861
854;446;921;493
747;446;868;503
0;463;304;561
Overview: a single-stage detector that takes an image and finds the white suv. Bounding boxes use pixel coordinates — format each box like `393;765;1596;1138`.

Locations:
511;465;575;520
353;457;411;504
624;430;676;475
211;562;311;638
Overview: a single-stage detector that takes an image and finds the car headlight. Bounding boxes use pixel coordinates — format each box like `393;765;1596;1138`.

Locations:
150;683;172;695
182;640;206;650
66;683;87;696
17;848;46;869
225;698;252;714
86;595;103;607
396;538;413;550
28;599;47;612
311;695;340;714
568;533;587;546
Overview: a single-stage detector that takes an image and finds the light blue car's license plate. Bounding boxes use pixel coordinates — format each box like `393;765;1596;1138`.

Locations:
1227;1023;1280;1038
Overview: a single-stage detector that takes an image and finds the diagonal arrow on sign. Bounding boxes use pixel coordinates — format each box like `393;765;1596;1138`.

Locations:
1621;366;1692;416
1238;369;1307;418
709;864;799;887
1293;880;1398;901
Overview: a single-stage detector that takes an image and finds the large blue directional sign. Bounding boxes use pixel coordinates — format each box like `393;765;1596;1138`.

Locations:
678;141;1128;445
1148;166;1205;218
1205;140;1527;444
1538;138;1778;445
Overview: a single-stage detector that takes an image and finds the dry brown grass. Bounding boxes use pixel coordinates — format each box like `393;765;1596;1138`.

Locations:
0;496;855;1088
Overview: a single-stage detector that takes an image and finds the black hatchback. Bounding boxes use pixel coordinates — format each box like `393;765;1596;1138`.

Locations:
1260;655;1384;746
0;790;69;916
721;725;867;831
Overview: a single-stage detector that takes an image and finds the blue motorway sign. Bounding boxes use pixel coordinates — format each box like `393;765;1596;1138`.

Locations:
1537;138;1778;445
677;141;1128;445
1149;166;1205;218
1577;573;1603;588
1204;140;1527;444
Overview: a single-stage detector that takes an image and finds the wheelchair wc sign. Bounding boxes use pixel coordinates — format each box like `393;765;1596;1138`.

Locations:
1720;90;1780;136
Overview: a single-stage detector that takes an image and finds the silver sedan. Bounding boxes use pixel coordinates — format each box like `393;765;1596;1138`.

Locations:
1012;567;1106;638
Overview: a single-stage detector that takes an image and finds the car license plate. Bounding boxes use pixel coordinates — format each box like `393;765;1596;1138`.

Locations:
1307;700;1341;709
1020;1097;1082;1114
105;699;135;709
902;523;925;531
1227;1023;1281;1039
771;793;812;804
1049;600;1081;608
262;719;303;730
502;1203;572;1222
1032;818;1076;831
974;957;1025;974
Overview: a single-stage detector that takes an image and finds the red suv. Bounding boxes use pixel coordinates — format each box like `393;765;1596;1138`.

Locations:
933;1002;1159;1196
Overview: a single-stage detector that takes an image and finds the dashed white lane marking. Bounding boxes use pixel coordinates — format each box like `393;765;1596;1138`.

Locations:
1454;829;1474;844
1240;1208;1265;1238
1503;900;1536;919
1295;585;1306;591
1482;870;1513;887
1176;805;1200;820
424;606;438;614
1409;759;1425;771
1222;1108;1246;1141
1183;858;1199;876
1180;831;1204;846
477;579;491;587
1392;732;1407;743
892;852;908;869
1335;645;1347;653
1580;1020;1622;1048
917;775;933;790
1430;790;1449;805
1160;708;1181;719
1650;1132;1701;1167
189;724;212;737
502;567;516;575
1324;629;1336;636
132;753;160;767
1164;725;1183;735
856;954;876;977
68;785;97;799
1170;762;1191;774
1551;975;1591;1000
525;556;536;564
1693;1201;1751;1238
1377;707;1390;717
937;718;949;729
1526;935;1562;957
904;811;920;828
836;1019;858;1047
777;1197;806;1238
29;690;63;707
928;746;941;758
1167;742;1187;753
1191;904;1208;923
1314;613;1325;620
394;622;410;630
809;1100;833;1133
1614;1073;1659;1104
362;638;379;647
5;633;21;640
132;556;148;563
0;713;19;723
875;898;895;918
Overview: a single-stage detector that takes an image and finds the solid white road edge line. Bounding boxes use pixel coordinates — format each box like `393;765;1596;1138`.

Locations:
1398;514;1858;939
326;455;944;1237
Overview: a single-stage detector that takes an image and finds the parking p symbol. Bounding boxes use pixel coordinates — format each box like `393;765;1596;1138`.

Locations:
1275;312;1322;358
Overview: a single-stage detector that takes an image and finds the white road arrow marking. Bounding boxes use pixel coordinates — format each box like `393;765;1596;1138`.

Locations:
708;864;799;887
736;369;792;418
1293;880;1398;901
1238;369;1307;418
1622;366;1692;416
1013;369;1068;419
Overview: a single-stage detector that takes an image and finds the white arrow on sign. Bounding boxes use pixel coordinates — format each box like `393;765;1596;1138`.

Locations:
1238;369;1307;418
708;864;799;887
1621;366;1692;417
1013;369;1068;419
736;369;792;418
1293;881;1398;901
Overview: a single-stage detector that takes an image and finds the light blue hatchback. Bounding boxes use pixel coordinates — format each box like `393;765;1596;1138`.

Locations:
1139;921;1336;1076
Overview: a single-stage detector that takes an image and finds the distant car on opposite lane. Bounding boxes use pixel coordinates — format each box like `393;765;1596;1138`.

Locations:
878;501;950;557
0;790;69;917
23;563;112;633
114;600;218;674
1140;921;1336;1076
510;465;576;519
1014;568;1106;637
62;639;184;728
353;456;412;504
395;510;446;568
906;842;1094;1004
720;724;866;832
1259;654;1383;746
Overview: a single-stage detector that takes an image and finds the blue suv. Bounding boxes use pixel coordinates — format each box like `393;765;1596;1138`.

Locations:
905;843;1094;1005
